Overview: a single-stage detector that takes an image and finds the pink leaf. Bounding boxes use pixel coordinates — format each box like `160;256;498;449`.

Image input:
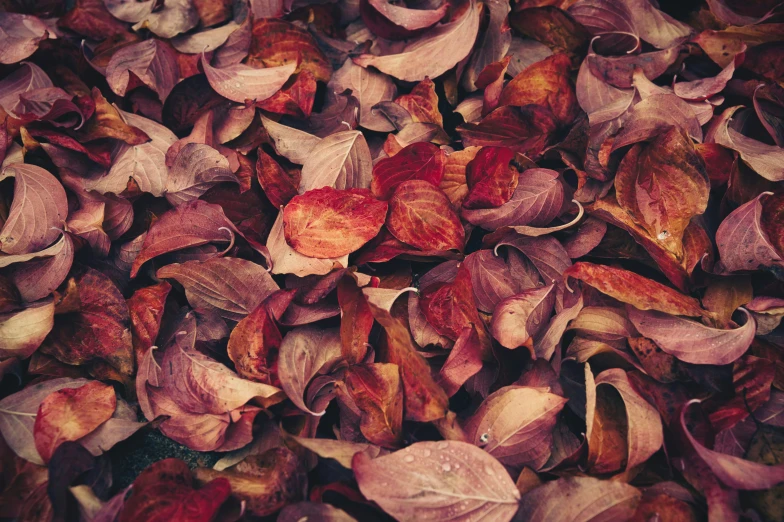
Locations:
201;53;297;104
353;0;481;82
156;257;278;321
0;163;67;255
105;39;178;102
353;440;520;521
628;307;756;366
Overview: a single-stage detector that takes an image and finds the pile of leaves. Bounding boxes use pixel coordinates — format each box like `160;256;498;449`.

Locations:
0;0;783;520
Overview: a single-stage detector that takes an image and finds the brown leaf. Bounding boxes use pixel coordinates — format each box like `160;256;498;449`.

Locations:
369;303;449;422
128;281;171;359
249;18;331;83
395;78;443;127
340;363;404;448
227;303;282;384
615;126;709;255
193;448;306;517
499;54;577;126
564;262;707;317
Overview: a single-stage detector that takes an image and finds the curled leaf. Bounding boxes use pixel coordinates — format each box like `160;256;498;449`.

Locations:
628;307;756;366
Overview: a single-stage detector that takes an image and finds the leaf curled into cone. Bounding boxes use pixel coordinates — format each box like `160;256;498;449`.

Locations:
628;307;756;366
386;180;465;252
491;284;555;351
283;187;388;258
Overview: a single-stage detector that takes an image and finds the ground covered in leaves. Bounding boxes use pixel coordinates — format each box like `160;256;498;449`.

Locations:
0;0;784;520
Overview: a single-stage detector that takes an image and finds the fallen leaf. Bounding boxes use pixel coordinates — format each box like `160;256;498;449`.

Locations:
0;163;67;255
353;0;481;82
465;385;567;469
157;257;278;321
628;306;756;365
386;180;464;252
353;440;520;521
283;187;387;258
33;381;116;463
517;475;642;522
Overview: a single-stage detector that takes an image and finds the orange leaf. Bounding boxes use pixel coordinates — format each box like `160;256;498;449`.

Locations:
33;381;116;463
283;187;388;258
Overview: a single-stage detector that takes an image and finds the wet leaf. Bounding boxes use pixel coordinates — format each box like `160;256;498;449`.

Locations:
353;440;520;521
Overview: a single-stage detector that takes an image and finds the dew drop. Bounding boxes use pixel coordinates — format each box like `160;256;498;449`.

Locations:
442;463;451;472
403;454;415;463
484;465;495;476
479;432;490;444
657;230;670;240
437;441;449;450
422;449;431;457
454;463;460;470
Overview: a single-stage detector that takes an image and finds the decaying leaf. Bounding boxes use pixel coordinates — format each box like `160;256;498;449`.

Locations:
0;1;783;518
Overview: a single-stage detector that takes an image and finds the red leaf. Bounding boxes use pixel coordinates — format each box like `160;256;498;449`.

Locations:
462;146;518;209
42;267;134;376
283;187;388;258
458;105;558;157
371;142;446;200
119;459;231;522
386;180;465;252
340;362;404;448
128;281;171;358
564;262;707;317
